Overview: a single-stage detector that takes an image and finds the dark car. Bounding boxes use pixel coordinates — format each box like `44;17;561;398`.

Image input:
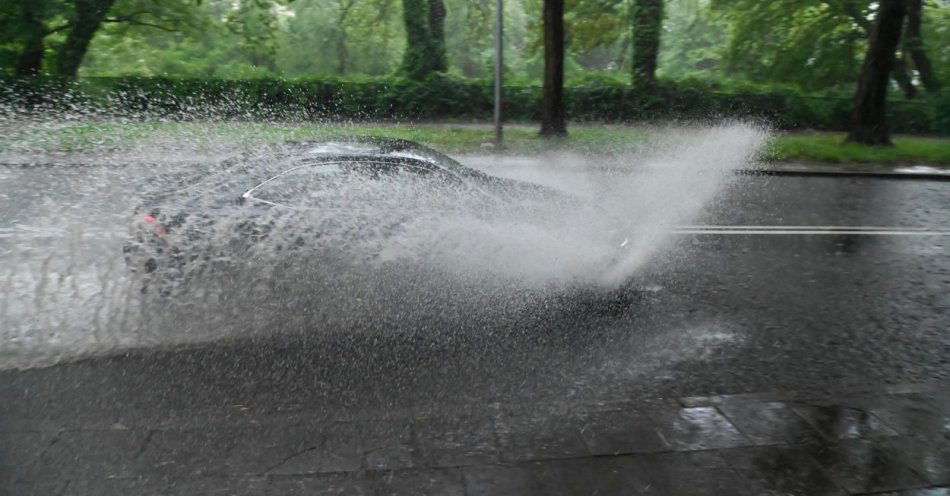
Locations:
124;136;628;295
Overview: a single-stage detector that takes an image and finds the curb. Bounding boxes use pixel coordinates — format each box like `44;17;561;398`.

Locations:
738;161;950;180
737;167;950;181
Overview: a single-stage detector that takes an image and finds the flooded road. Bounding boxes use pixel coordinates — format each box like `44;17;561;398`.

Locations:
2;150;950;495
2;153;948;393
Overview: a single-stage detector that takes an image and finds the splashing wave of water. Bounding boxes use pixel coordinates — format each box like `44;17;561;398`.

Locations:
0;120;767;369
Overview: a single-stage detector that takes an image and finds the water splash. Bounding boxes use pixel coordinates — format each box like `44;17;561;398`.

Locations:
0;120;767;369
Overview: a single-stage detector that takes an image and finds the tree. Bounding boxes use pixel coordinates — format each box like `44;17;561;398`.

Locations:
631;0;662;89
904;0;941;94
55;0;121;78
334;0;357;74
14;0;53;75
400;0;446;78
847;0;907;145
540;0;567;137
225;0;284;71
712;0;869;91
427;0;447;72
1;0;202;78
275;0;401;78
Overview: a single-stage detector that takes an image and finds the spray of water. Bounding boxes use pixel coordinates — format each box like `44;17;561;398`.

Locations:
0;119;767;370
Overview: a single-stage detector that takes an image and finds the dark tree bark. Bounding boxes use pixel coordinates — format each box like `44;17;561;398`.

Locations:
337;0;356;75
847;0;906;145
400;0;445;79
54;0;119;78
843;1;917;99
631;0;663;90
15;0;48;75
904;0;941;94
892;54;917;99
337;34;348;75
427;0;447;72
540;0;566;138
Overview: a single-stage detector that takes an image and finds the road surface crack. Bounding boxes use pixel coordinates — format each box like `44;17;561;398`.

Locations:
259;445;319;475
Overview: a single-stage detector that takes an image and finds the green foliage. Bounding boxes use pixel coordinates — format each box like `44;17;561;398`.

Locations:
657;0;727;80
934;90;950;135
922;1;950;85
223;0;283;71
713;0;868;91
2;75;944;136
80;0;406;78
1;0;946;124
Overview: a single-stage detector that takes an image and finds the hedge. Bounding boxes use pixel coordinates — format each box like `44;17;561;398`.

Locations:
1;75;947;135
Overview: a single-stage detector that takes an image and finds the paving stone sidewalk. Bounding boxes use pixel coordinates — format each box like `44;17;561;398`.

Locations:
2;382;948;495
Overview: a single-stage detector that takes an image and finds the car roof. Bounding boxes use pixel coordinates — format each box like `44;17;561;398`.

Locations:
146;136;486;207
290;136;459;166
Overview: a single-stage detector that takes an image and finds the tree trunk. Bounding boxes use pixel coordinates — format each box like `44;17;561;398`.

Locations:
427;0;447;72
337;32;348;75
892;54;917;99
54;0;118;78
846;0;906;146
631;0;663;90
337;0;355;75
540;0;566;138
400;0;444;79
15;0;48;76
904;0;940;94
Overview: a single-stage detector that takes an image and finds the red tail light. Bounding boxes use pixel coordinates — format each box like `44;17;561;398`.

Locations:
143;214;167;236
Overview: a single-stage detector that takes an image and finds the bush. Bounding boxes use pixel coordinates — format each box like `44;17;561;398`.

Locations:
0;75;943;135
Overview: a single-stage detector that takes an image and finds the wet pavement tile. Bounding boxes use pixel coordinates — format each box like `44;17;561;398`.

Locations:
373;467;467;496
462;457;656;496
718;445;847;495
870;488;950;496
679;385;946;410
870;398;949;437
576;409;671;455
717;401;825;446
410;414;498;467
679;390;822;408
882;436;950;486
494;411;590;462
648;406;750;451
870;393;950;437
802;439;930;494
791;403;900;441
629;451;755;496
19;429;151;481
816;394;950;438
358;419;417;471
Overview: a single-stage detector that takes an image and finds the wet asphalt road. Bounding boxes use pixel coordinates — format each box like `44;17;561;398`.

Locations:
2;161;950;495
1;164;948;415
